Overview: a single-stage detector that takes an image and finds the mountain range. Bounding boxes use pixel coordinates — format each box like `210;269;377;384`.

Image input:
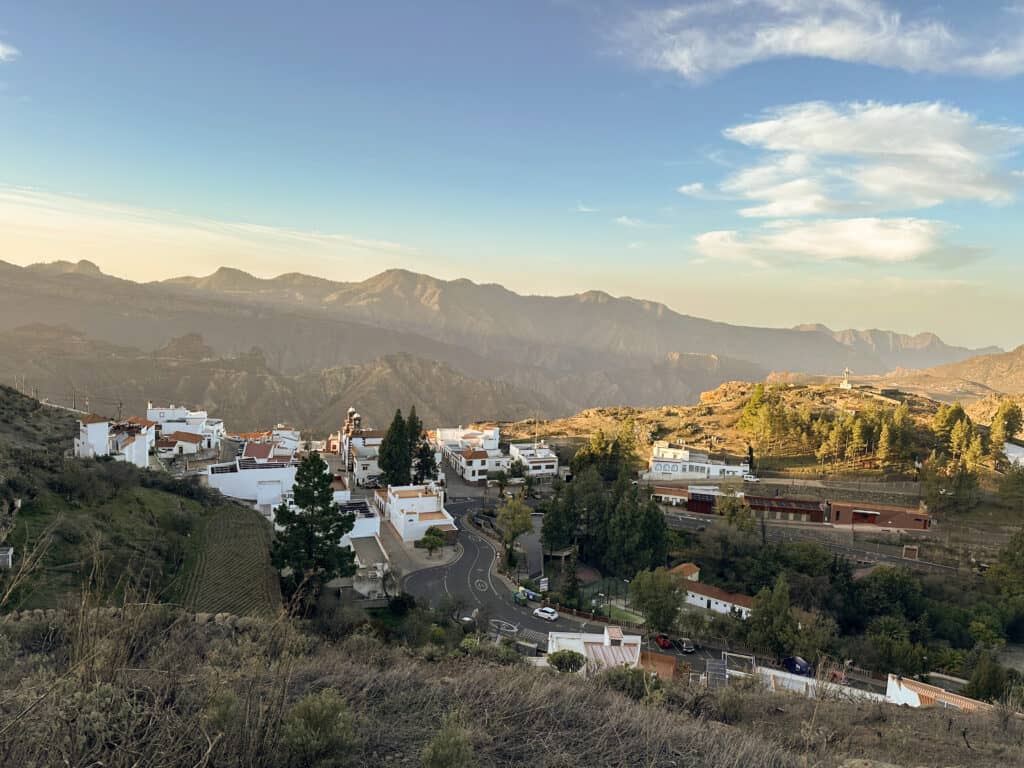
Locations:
0;259;1009;430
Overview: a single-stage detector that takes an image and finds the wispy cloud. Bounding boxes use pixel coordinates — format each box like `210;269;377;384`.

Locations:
719;101;1024;216
574;200;599;213
627;241;645;249
0;186;420;281
618;0;1024;81
0;41;19;62
694;217;985;268
614;215;647;228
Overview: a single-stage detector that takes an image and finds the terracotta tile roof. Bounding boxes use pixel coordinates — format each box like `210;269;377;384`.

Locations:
605;626;624;641
686;581;754;610
80;413;109;425
654;485;687;497
242;442;277;460
459;449;488;460
165;431;204;444
230;431;272;441
669;562;700;578
895;677;992;713
126;416;157;428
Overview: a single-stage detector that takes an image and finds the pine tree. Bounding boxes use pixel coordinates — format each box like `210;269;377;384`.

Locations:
271;452;355;588
406;406;423;460
877;421;894;465
379;409;411;487
413;441;437;483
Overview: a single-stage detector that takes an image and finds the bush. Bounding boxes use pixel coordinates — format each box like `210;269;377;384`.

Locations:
599;666;662;701
547;649;586;673
422;713;475;768
279;688;357;768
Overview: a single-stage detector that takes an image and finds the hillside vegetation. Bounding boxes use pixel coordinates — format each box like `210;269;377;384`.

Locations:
0;386;277;615
1;602;1021;767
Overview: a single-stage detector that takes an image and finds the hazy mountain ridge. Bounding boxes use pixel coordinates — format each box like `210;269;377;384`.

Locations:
1;260;1003;422
162;265;995;375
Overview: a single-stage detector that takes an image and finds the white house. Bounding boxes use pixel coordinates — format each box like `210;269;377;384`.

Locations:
644;442;749;482
74;414;111;459
74;415;153;469
546;626;641;676
373;483;457;543
326;533;391;601
270;425;302;455
337;499;380;546
508;443;559;478
156;431;204;459
683;580;753;619
350;443;381;487
146;402;225;450
434;426;509;482
207;441;298;519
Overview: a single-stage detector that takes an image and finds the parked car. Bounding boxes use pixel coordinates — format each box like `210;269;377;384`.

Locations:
677;638;696;654
743;474;760;482
783;656;813;676
533;606;559;622
363;477;380;489
654;634;673;650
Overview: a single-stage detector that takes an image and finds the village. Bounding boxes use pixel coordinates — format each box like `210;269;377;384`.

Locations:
54;383;1024;719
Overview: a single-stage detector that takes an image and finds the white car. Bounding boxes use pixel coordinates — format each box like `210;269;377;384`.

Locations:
533;606;559;622
743;474;759;482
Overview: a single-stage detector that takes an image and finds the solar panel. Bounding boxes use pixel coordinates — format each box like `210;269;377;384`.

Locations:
705;659;728;689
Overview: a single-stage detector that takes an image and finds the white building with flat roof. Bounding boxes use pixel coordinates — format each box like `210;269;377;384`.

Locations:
434;426;508;483
146;402;225;450
645;442;748;482
373;483;456;543
547;626;641;677
509;443;559;478
74;415;154;469
207;441;298;519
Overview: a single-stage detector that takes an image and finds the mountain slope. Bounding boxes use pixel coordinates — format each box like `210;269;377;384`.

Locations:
0;325;558;430
885;344;1024;401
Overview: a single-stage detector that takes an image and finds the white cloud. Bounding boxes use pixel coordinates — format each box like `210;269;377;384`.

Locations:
0;41;19;62
694;217;986;267
614;215;647;227
574;200;599;213
678;182;706;196
620;0;1024;81
717;101;1024;216
627;241;645;249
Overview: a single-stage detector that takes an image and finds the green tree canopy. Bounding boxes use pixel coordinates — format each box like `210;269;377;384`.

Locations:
991;399;1024;455
379;409;411;487
630;567;683;633
271;452;356;586
547;649;586;673
746;574;799;659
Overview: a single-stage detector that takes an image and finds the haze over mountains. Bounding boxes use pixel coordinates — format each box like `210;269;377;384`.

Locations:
0;259;1009;430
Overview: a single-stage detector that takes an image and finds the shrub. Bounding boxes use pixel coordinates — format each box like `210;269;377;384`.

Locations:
422;713;475;768
547;649;586;673
279;688;357;768
600;666;662;701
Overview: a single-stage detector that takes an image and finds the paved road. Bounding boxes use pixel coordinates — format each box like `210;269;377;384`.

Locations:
403;499;583;639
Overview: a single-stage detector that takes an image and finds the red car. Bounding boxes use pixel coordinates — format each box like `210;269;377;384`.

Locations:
654;634;673;650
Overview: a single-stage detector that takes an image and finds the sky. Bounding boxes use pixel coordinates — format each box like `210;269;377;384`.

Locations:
1;1;1023;349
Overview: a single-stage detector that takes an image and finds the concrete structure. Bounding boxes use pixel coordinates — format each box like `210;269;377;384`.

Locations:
348;535;390;599
0;546;13;570
207;441;298;519
547;625;642;676
829;501;931;531
509;443;559;478
885;674;991;712
684;581;753;619
645;442;749;482
146;402;225;450
373;483;457;543
652;486;688;506
337;499;381;547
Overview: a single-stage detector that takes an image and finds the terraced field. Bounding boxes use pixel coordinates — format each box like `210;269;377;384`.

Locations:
181;505;281;616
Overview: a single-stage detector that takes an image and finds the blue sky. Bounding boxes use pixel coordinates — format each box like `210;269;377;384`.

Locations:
1;1;1023;348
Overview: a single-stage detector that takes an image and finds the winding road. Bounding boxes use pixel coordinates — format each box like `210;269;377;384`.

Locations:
403;498;583;640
